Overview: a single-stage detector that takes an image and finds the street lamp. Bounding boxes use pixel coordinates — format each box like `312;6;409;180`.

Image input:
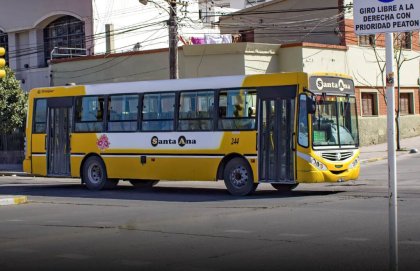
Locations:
139;0;178;79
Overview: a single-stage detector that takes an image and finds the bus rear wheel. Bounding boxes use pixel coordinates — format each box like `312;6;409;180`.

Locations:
82;156;118;190
271;183;298;192
224;158;257;196
129;180;159;188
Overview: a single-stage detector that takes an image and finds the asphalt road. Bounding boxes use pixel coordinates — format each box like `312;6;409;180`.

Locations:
0;153;419;271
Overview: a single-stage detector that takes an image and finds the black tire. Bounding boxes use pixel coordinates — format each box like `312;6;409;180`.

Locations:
82;156;118;190
271;183;298;192
129;180;159;188
224;158;258;196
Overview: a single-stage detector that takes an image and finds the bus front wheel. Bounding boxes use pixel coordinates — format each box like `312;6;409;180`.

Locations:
224;158;257;196
82;156;118;190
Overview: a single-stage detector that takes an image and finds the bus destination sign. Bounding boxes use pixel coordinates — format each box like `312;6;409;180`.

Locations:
309;76;354;94
353;0;420;35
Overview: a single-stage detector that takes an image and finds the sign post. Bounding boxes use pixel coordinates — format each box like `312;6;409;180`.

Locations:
353;1;420;270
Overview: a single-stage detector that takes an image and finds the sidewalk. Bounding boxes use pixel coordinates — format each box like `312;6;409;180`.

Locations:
359;135;420;163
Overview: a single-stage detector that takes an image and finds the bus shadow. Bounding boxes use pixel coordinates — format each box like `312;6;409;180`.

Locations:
0;183;345;203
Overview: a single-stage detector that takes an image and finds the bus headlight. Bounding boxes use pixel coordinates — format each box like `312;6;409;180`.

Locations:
310;157;327;171
349;157;359;169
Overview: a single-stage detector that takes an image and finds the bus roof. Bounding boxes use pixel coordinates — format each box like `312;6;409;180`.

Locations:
84;75;247;95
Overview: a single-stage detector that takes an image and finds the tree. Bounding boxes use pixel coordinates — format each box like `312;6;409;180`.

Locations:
393;32;420;150
357;33;420;149
0;66;27;134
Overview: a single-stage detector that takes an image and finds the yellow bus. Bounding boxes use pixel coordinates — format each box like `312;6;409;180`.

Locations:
23;72;360;195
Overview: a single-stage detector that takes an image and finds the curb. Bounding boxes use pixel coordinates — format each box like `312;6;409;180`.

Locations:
361;157;387;164
0;196;28;206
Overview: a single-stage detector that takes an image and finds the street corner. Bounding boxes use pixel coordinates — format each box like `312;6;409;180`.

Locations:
0;196;28;206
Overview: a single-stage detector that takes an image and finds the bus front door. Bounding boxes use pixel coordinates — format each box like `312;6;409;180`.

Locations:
46;98;73;176
258;87;296;183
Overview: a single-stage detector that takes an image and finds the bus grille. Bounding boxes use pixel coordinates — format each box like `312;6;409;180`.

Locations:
322;151;353;161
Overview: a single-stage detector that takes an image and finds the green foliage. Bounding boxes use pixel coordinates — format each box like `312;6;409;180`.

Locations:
0;66;28;134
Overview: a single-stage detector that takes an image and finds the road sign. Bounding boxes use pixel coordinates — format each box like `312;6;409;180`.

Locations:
353;0;420;35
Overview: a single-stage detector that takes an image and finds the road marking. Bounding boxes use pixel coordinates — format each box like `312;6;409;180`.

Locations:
400;240;420;245
224;229;252;234
121;260;152;267
57;253;90;260
5;219;25;222
278;233;310;238
341;237;369;242
0;196;27;206
7;248;35;253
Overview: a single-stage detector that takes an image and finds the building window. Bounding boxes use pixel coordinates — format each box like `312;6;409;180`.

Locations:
361;92;378;116
44;16;85;65
359;34;375;47
239;29;254;42
400;93;414;115
0;30;8;63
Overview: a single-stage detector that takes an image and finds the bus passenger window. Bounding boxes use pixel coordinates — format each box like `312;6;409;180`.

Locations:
107;94;138;132
298;95;309;147
33;99;47;133
74;96;105;132
178;91;214;131
142;93;175;131
218;89;256;130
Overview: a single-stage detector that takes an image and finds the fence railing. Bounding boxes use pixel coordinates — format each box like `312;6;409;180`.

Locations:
50;47;88;61
0;129;25;170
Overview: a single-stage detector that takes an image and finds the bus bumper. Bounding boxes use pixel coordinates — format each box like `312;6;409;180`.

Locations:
297;165;360;183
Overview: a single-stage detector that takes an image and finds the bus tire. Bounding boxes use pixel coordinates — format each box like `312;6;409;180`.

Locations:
82;156;117;190
129;180;159;188
271;183;298;192
224;158;257;196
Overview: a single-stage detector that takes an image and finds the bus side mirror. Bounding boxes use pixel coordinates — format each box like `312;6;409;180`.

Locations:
307;97;316;114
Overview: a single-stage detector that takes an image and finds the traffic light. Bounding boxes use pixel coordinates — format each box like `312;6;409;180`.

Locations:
0;47;6;78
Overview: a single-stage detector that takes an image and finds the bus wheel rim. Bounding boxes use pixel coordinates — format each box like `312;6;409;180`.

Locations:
230;166;248;188
88;164;102;184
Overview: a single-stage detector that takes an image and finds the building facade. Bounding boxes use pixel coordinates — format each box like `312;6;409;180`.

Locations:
0;0;221;91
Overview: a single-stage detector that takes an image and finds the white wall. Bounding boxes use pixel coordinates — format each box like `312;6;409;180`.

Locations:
347;45;420;88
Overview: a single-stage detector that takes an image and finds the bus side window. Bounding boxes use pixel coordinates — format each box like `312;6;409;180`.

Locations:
75;96;105;132
107;94;138;132
142;93;175;131
33;99;47;133
178;90;214;131
298;94;309;147
218;89;256;130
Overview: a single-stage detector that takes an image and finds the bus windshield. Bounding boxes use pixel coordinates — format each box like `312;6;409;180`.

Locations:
312;95;359;147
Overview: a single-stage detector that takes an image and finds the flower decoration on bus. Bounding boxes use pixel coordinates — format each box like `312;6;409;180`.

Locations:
97;134;111;151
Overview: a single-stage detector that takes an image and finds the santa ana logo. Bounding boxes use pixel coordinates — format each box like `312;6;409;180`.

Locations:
151;136;196;147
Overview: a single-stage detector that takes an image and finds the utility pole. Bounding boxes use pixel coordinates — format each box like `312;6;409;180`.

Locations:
139;0;178;79
168;0;178;79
